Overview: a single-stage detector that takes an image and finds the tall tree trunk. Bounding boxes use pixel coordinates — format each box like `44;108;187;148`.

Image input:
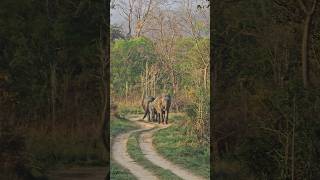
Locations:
99;13;109;177
127;19;132;38
301;15;311;88
50;63;56;128
298;0;318;88
63;73;69;117
204;65;208;89
291;96;296;180
141;76;145;106
153;74;156;96
171;69;178;111
145;62;148;95
125;81;128;104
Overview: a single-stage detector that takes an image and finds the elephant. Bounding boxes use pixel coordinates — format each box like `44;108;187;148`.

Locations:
148;102;157;122
162;94;171;124
141;95;155;121
152;94;171;124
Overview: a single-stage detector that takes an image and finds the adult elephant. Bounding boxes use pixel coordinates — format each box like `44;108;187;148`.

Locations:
141;95;155;121
153;94;171;124
162;94;171;124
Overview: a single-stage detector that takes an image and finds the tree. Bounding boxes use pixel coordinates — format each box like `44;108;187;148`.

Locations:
297;0;318;88
111;37;157;100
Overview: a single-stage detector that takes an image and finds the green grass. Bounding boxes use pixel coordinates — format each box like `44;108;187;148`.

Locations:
117;104;144;116
110;161;137;180
127;131;182;180
153;114;210;179
110;115;139;179
110;116;139;138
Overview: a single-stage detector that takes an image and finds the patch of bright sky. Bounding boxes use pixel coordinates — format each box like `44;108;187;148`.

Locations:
110;0;203;26
111;0;209;39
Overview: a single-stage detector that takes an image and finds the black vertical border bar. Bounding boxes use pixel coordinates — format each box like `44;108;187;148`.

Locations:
210;1;215;179
103;0;110;179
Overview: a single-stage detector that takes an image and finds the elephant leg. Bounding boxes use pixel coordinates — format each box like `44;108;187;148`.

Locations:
147;112;151;121
151;113;154;121
158;113;161;124
161;112;165;124
165;110;169;124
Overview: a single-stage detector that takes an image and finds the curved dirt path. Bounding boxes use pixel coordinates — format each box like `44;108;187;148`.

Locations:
111;114;158;180
139;128;206;180
121;114;206;180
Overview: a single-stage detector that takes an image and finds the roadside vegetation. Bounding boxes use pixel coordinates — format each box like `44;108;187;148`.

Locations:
0;0;109;179
110;106;139;179
127;131;182;180
153;114;210;179
110;0;210;179
212;1;320;179
110;159;137;180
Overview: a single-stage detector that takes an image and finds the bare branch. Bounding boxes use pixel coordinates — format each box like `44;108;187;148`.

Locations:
310;0;318;14
297;0;308;14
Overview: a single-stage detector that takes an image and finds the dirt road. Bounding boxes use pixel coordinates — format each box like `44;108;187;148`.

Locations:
139;128;206;180
112;114;206;180
111;118;158;180
49;114;206;180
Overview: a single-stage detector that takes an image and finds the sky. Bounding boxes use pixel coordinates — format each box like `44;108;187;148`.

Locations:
111;0;186;26
110;0;209;36
111;8;123;25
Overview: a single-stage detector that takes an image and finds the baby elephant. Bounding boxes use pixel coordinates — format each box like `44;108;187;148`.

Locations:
148;102;157;122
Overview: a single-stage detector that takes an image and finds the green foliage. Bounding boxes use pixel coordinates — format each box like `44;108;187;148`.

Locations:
117;104;144;116
153;114;210;179
110;115;138;179
111;161;137;180
0;125;47;180
110;116;139;138
111;37;158;97
174;37;210;142
212;0;320;179
127;131;182;179
0;1;108;178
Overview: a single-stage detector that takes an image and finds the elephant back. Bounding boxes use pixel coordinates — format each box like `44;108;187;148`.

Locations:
152;96;163;112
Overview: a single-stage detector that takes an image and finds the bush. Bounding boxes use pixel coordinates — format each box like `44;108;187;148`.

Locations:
0;125;46;180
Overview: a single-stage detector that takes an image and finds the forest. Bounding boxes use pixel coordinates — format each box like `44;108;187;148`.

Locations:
110;0;210;179
0;0;210;179
1;0;320;179
212;0;320;179
110;0;210;139
0;0;108;179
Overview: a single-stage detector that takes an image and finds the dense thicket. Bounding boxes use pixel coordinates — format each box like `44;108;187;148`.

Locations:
212;0;320;179
0;0;106;124
111;36;210;140
0;0;108;178
111;0;210;144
